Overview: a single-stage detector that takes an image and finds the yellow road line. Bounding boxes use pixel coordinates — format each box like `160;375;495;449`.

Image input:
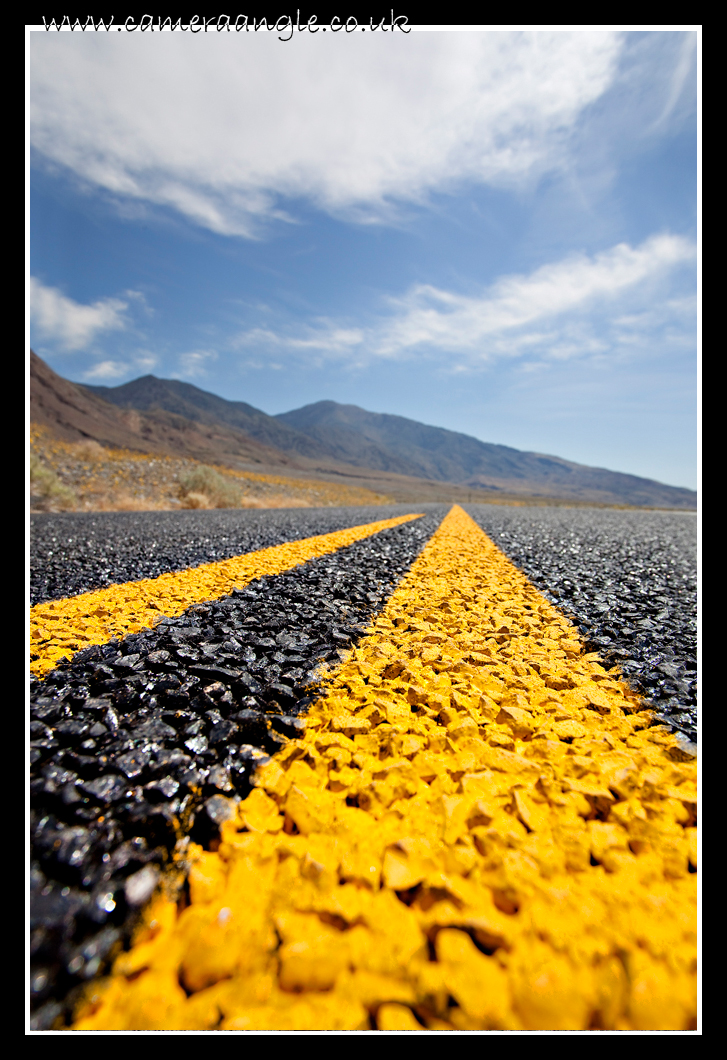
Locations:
74;506;697;1031
30;513;423;679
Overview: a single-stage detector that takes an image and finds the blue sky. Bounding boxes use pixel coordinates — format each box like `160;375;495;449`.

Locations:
28;27;698;489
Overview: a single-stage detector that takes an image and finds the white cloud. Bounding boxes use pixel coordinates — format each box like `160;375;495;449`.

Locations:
374;234;696;359
30;277;129;350
81;359;129;380
132;352;159;372
235;322;363;354
234;234;695;369
30;31;622;235
652;32;697;131
613;295;696;334
176;349;218;378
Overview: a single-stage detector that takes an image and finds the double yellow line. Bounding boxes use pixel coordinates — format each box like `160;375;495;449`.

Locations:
30;513;423;678
71;506;697;1031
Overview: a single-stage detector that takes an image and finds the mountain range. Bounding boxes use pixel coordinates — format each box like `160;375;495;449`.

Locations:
30;351;696;509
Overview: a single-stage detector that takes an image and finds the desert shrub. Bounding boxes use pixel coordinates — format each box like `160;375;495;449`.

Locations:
177;465;241;509
92;492;162;511
30;453;77;510
71;439;106;461
180;491;212;509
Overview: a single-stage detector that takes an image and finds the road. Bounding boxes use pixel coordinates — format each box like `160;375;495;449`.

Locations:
29;504;698;1030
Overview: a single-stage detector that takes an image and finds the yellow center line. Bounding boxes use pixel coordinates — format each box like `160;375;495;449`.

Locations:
29;513;424;678
74;506;697;1031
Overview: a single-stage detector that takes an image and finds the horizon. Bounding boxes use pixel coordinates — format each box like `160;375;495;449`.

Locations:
29;27;698;490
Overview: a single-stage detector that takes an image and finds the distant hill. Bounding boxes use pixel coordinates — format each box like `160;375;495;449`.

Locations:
276;400;697;510
31;352;695;508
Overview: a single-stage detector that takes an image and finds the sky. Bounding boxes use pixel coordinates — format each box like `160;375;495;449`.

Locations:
28;25;699;490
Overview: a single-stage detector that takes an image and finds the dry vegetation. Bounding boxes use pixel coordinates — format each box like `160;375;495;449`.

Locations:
29;428;394;512
28;428;660;514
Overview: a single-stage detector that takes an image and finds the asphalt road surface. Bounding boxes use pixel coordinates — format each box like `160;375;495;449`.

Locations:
466;506;697;743
29;504;697;1029
31;504;697;738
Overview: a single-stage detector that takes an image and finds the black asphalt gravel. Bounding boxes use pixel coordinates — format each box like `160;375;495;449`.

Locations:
30;506;433;605
29;509;446;1029
465;505;698;745
29;503;698;1028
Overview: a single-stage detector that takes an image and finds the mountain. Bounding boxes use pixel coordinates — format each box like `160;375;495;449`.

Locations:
32;352;696;508
84;374;332;461
276;401;697;509
29;351;297;469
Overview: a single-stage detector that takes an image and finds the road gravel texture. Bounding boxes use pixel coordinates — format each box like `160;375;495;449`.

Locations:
29;504;697;1029
29;509;445;1029
30;506;427;606
465;506;697;744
